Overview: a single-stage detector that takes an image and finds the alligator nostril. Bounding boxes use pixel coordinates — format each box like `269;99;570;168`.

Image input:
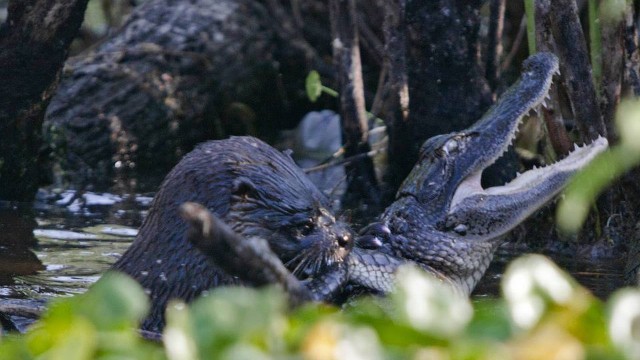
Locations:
359;222;386;235
356;235;382;249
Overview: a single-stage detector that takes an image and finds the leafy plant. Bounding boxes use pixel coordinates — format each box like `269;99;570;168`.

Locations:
2;255;639;359
0;272;163;360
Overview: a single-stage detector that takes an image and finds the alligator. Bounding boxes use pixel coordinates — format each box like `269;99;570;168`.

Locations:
347;52;607;295
183;52;608;300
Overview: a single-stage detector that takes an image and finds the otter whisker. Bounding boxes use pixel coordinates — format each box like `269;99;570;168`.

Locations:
286;248;314;276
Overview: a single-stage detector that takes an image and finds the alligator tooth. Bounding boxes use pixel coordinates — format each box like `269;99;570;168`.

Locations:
542;99;548;108
534;106;541;116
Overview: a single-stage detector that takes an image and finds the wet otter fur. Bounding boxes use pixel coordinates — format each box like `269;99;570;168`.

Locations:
112;136;353;331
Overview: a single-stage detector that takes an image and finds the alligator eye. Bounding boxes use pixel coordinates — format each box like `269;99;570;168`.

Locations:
453;224;467;236
445;139;458;152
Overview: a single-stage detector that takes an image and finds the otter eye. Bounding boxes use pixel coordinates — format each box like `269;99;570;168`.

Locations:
301;219;314;236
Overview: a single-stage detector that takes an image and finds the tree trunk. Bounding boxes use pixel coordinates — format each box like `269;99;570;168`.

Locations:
329;0;380;210
0;0;89;201
391;0;512;189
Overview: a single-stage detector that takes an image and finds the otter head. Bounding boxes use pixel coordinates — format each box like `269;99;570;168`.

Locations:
225;153;353;280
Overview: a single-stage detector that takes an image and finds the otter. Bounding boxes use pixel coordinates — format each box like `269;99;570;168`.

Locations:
112;136;353;331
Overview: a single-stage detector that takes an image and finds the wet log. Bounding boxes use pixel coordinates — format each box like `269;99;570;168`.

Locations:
0;0;89;201
43;0;332;186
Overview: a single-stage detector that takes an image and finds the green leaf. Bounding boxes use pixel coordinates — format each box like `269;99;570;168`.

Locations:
467;299;513;341
77;271;150;330
305;70;323;102
31;317;97;360
172;286;288;357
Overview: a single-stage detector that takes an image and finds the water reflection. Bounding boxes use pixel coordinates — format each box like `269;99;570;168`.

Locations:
473;244;626;300
0;204;44;285
0;190;148;300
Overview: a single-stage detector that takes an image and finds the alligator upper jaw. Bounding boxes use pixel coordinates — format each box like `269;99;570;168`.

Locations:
450;52;559;201
447;136;608;239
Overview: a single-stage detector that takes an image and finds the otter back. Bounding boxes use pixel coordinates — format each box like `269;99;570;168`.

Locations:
112;136;350;331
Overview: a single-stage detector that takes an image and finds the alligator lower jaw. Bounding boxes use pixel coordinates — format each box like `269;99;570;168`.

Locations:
450;135;608;211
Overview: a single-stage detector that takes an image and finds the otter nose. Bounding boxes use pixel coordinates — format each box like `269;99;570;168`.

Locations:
338;233;351;248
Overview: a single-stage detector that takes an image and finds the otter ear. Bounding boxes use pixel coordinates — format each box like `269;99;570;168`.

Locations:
231;177;258;199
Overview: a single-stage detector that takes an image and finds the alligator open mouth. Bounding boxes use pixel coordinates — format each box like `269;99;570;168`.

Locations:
446;52;608;239
447;135;607;237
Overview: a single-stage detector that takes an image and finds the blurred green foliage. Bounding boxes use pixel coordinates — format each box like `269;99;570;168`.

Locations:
557;99;640;233
2;255;639;359
0;272;163;359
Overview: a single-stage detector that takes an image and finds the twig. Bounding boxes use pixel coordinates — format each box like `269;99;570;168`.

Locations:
357;13;384;66
265;0;329;73
549;0;607;140
180;203;313;306
303;146;386;174
501;15;526;72
486;0;505;92
370;65;388;117
289;0;303;30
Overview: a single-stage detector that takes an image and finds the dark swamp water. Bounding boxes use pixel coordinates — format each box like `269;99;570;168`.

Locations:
0;189;150;301
0;185;626;320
